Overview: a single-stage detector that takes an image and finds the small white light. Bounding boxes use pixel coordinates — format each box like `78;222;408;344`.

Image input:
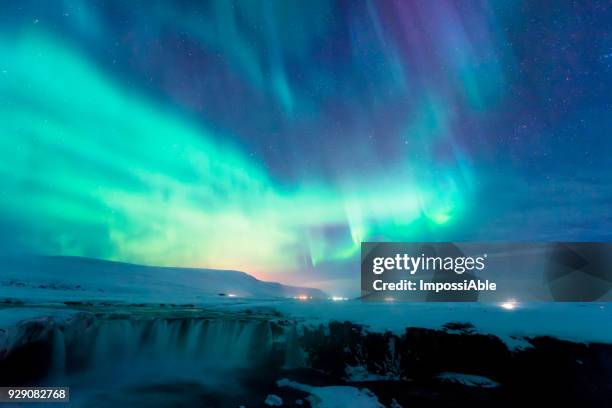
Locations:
500;300;518;310
330;296;348;301
227;293;237;298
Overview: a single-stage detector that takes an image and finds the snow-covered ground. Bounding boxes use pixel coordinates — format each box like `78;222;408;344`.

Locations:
278;379;385;408
0;307;76;328
0;255;326;303
217;298;612;348
1;268;611;407
2;255;611;349
436;372;500;388
2;298;611;351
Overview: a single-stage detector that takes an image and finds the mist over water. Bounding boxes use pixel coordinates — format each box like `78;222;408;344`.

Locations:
45;317;295;407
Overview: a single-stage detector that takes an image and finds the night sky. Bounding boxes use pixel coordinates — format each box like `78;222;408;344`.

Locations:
1;1;610;294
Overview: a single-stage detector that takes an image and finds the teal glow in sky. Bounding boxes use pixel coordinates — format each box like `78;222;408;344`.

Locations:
0;32;462;281
1;1;610;294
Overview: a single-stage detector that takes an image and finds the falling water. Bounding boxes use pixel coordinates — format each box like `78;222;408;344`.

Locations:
14;315;302;407
49;318;282;375
50;327;66;379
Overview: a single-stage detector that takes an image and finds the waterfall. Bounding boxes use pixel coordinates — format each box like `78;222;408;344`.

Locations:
59;317;278;377
284;324;305;368
1;312;308;401
50;327;66;379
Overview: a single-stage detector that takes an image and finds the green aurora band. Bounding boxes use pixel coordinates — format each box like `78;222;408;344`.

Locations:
0;32;470;282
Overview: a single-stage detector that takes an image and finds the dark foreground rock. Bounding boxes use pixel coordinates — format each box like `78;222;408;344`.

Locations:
1;308;611;407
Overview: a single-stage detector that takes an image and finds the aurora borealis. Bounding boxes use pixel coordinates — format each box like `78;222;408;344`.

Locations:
1;1;610;294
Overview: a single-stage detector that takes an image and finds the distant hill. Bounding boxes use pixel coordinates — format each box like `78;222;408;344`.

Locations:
0;255;326;303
